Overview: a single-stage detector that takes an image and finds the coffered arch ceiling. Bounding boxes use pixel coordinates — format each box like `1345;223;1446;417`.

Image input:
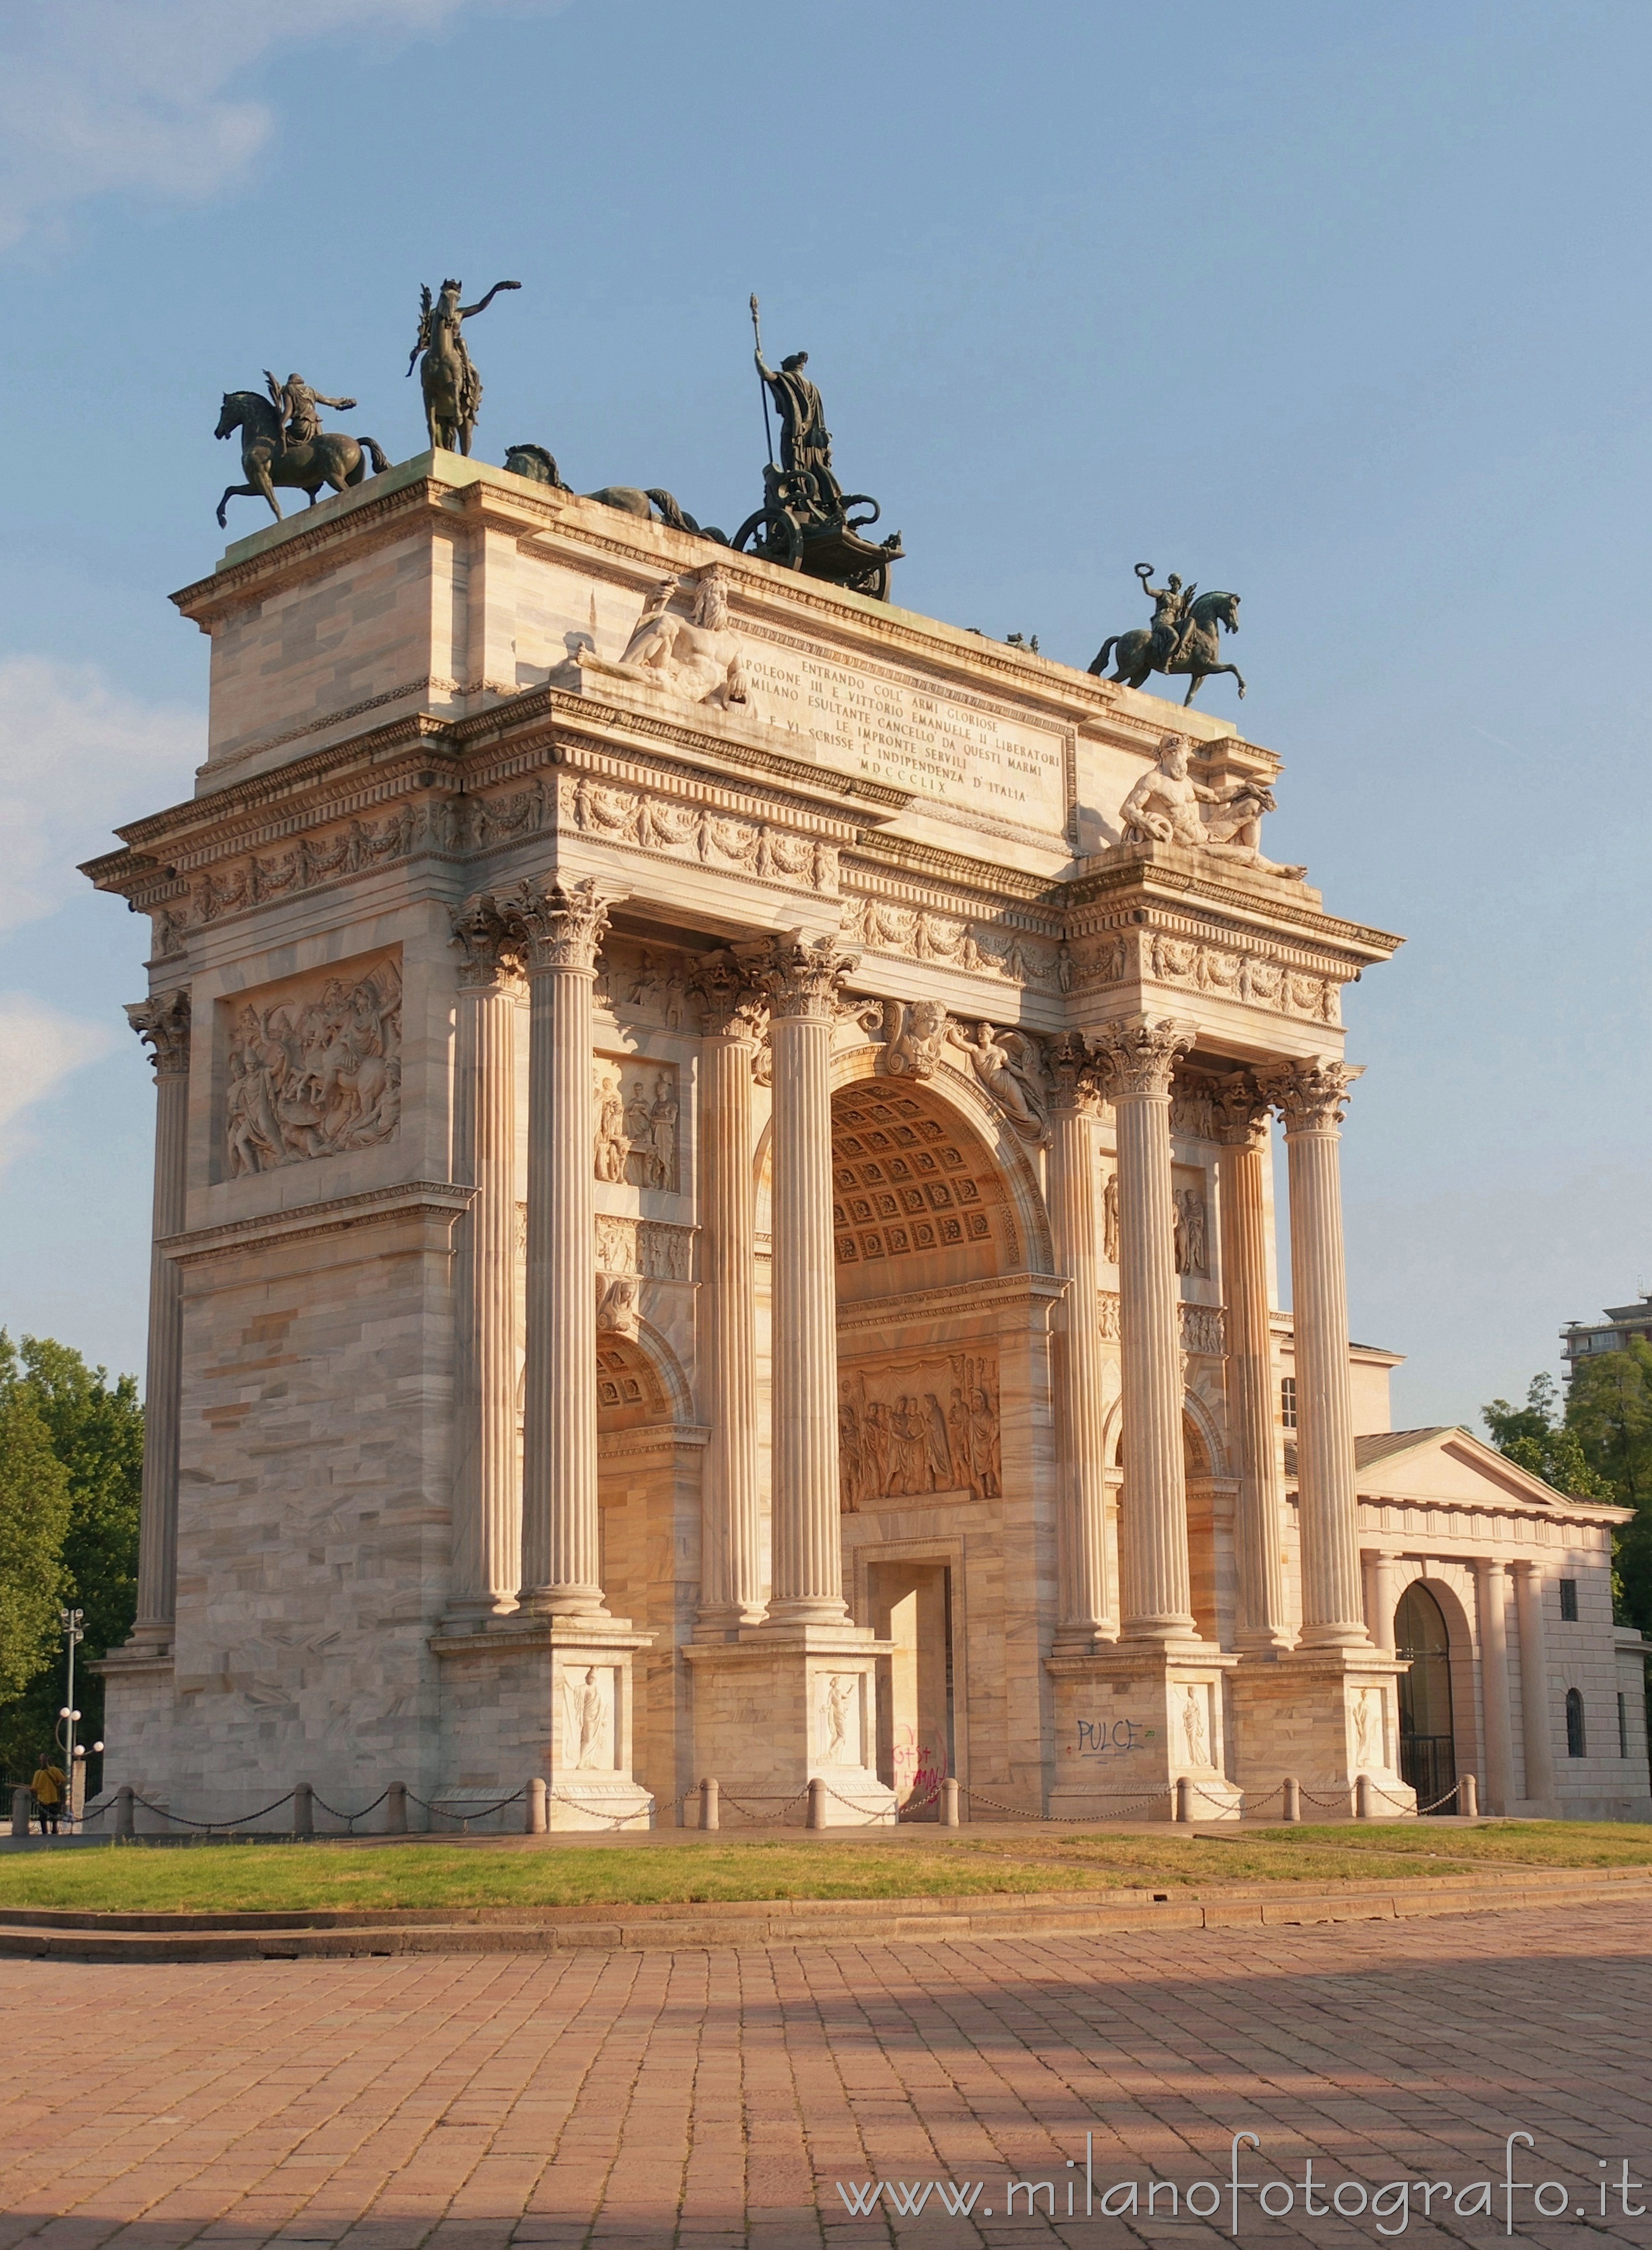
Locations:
830;1079;1016;1303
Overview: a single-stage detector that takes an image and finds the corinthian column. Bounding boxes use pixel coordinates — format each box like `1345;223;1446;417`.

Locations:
504;877;614;1617
1094;1018;1197;1642
1046;1035;1114;1649
448;895;523;1620
691;950;765;1636
1213;1074;1290;1651
125;991;191;1650
1258;1057;1368;1648
746;932;854;1627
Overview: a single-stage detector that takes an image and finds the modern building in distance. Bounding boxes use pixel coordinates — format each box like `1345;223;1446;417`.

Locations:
1562;1295;1652;1382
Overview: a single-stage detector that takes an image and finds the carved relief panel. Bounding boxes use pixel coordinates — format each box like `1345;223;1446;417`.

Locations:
837;1352;1000;1510
218;948;401;1179
593;1056;680;1192
815;1672;866;1767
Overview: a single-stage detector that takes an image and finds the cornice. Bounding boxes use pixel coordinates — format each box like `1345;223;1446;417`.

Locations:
1066;846;1403;962
161;1180;474;1265
844;834;1066;908
835;1270;1067;1335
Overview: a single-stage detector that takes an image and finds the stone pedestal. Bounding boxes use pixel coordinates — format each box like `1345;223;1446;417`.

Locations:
1046;1645;1241;1821
1231;1647;1414;1817
546;1624;656;1829
685;1628;899;1825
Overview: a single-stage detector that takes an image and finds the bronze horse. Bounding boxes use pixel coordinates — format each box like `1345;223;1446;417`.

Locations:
214;391;389;528
1090;589;1246;705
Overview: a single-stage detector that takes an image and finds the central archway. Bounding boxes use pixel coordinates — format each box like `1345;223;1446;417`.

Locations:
1395;1579;1457;1813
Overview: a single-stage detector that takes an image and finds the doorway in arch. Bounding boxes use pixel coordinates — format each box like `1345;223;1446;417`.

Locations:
1395;1580;1457;1813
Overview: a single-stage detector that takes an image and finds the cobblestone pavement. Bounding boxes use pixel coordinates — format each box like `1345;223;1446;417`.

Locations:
2;1901;1648;2249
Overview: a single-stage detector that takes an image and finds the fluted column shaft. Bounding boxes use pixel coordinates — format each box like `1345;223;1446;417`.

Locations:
1215;1080;1290;1650
127;992;191;1647
750;935;854;1626
1047;1039;1113;1647
1262;1060;1368;1648
1512;1561;1556;1805
695;955;764;1633
449;900;522;1617
508;880;613;1617
1366;1550;1400;1652
1475;1557;1516;1813
1097;1019;1196;1641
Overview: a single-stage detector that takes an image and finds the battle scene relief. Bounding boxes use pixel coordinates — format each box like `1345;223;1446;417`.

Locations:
221;950;401;1176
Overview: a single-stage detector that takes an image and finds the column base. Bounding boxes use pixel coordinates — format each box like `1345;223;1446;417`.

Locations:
1045;1643;1240;1822
1231;1646;1416;1818
684;1623;899;1825
547;1619;655;1829
444;1597;520;1631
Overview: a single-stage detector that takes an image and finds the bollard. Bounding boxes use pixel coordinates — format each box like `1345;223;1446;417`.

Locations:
113;1784;134;1840
293;1781;314;1840
1355;1773;1373;1820
384;1781;407;1835
940;1776;960;1828
1174;1776;1195;1824
525;1777;548;1835
9;1787;32;1840
1282;1777;1300;1823
700;1777;720;1832
1458;1771;1478;1819
806;1776;827;1830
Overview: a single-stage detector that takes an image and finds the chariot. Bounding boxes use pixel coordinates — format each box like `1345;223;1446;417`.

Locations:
730;465;904;600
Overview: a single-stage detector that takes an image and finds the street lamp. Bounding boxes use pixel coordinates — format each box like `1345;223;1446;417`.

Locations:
57;1609;84;1827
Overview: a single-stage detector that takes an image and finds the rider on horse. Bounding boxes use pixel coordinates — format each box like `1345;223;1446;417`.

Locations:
1138;565;1197;670
265;372;357;454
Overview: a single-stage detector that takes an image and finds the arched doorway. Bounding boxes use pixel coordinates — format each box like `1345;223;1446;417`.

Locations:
1395;1580;1457;1813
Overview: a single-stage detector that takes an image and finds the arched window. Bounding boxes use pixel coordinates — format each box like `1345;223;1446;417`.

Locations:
1565;1688;1586;1758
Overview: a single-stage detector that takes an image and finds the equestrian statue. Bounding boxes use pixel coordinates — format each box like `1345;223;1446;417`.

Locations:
214;376;390;528
1090;562;1246;705
406;277;521;456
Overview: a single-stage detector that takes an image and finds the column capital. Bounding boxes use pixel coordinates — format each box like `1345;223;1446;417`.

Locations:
451;893;526;991
1258;1056;1363;1133
499;877;614;975
126;990;191;1077
1211;1070;1271;1149
1093;1016;1195;1101
737;930;857;1022
689;947;768;1041
1046;1031;1108;1114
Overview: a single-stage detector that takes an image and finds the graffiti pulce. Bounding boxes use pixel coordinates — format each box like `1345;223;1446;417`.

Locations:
1074;1716;1155;1760
834;2132;1648;2233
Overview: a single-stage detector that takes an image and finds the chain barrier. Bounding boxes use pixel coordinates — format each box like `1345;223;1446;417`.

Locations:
895;1780;943;1821
124;1789;298;1832
544;1789;650;1830
715;1789;810;1827
961;1781;1174;1822
1298;1788;1352;1811
819;1782;901;1825
406;1785;527;1829
310;1788;391;1831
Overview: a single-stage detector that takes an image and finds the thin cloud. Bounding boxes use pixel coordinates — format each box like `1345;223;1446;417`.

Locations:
0;994;114;1170
0;1;561;253
0;655;199;934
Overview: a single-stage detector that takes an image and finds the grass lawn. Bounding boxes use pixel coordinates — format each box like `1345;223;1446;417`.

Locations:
1248;1820;1652;1868
0;1822;1643;1916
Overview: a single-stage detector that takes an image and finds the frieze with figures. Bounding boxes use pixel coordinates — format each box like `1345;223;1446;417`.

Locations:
838;1353;1001;1510
842;893;1062;990
568;771;837;891
1069;925;1342;1025
594;1059;681;1193
222;952;401;1176
1094;1291;1225;1358
513;1206;694;1282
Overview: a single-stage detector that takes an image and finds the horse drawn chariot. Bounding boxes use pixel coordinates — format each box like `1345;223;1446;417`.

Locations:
730;463;904;601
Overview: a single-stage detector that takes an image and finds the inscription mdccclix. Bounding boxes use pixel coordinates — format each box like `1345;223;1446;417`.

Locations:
741;648;1067;833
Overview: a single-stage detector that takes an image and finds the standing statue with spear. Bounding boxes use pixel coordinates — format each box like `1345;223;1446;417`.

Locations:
750;297;844;514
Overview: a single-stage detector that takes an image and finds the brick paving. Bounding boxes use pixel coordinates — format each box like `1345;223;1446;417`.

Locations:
1;1899;1648;2248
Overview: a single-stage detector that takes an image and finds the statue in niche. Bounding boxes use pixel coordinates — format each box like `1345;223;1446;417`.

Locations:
1172;1186;1208;1276
1101;1166;1120;1265
943;1020;1047;1139
1118;736;1306;881
1180;1686;1210;1770
618;569;749;709
623;1076;662;1188
562;1666;611;1770
822;1674;856;1763
1353;1689;1382;1771
650;1073;678;1187
225;959;401;1174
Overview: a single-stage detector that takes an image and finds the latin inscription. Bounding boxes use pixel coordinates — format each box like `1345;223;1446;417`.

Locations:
741;647;1067;834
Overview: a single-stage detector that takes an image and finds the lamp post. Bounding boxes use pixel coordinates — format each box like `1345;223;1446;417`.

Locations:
57;1608;84;1828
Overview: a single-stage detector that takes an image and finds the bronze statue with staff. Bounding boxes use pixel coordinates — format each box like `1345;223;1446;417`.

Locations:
406;277;521;456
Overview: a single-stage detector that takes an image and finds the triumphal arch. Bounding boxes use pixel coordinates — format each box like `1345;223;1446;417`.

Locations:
88;449;1644;1828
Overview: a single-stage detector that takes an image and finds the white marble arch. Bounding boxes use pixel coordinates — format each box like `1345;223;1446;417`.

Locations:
513;1317;696;1434
1103;1387;1230;1480
751;1036;1057;1287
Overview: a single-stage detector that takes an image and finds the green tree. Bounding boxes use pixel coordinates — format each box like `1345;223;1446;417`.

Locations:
0;1383;72;1706
0;1334;143;1780
1481;1373;1612;1498
1565;1339;1652;1635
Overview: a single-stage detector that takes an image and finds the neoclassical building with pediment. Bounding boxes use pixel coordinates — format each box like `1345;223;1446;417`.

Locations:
88;451;1649;1828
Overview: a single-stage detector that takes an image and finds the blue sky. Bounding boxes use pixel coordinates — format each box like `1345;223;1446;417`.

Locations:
2;0;1648;1426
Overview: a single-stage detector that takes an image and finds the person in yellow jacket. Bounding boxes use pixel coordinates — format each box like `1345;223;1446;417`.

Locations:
30;1755;66;1836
